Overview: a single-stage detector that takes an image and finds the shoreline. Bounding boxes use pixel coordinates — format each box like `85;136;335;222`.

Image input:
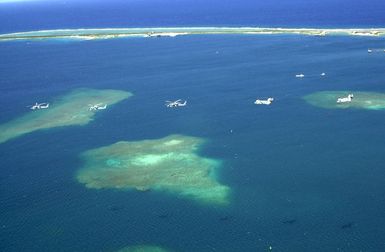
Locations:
1;26;385;41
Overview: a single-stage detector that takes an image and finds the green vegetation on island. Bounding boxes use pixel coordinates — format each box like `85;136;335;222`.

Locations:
0;88;132;144
303;91;385;110
76;134;230;205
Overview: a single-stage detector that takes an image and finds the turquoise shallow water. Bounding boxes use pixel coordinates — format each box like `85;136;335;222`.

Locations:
1;35;385;251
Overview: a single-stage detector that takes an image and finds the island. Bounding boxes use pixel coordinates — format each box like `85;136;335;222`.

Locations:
76;134;230;205
303;91;385;110
1;27;385;41
0;88;132;144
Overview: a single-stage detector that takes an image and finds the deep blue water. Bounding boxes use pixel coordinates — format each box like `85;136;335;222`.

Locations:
1;35;385;251
1;0;385;33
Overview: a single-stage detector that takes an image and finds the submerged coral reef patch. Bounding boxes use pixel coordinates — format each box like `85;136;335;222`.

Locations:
303;91;385;110
0;88;132;144
76;135;230;205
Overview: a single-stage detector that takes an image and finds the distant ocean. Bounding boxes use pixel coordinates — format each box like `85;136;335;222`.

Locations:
1;0;385;33
1;1;385;252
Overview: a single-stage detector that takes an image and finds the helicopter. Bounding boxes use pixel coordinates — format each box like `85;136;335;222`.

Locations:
28;102;49;110
254;97;274;105
88;103;107;111
165;99;187;108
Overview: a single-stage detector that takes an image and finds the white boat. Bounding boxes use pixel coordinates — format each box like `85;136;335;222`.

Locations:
295;74;305;78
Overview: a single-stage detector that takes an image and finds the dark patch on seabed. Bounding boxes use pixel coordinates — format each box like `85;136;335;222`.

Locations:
282;219;297;224
341;222;355;229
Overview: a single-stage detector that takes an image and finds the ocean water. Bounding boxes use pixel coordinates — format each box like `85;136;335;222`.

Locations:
1;0;385;33
1;34;385;251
